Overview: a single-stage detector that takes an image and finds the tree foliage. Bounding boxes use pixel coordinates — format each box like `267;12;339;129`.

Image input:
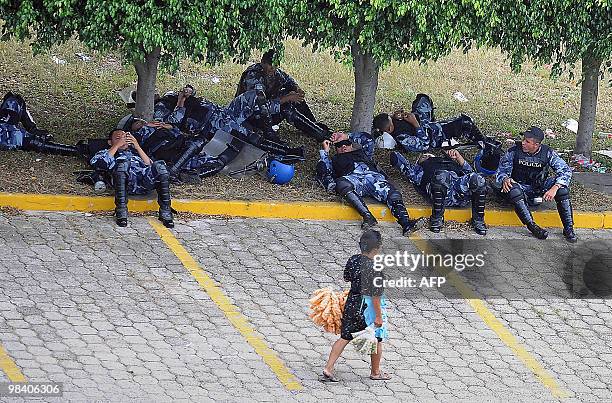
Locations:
0;0;288;117
287;0;472;67
467;0;612;78
464;0;611;156
1;0;287;67
285;0;476;132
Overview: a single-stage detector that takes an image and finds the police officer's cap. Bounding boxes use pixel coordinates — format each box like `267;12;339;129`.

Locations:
523;126;545;143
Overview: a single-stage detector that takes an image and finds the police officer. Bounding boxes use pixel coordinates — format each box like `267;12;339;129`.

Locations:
496;126;576;242
390;149;488;235
144;86;304;160
235;49;329;142
372;94;492;153
90;129;174;228
0;92;81;156
316;131;425;235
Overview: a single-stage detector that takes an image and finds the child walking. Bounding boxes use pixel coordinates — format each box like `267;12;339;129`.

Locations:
320;229;391;382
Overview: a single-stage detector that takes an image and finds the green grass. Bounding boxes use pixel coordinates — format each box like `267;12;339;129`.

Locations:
0;38;611;209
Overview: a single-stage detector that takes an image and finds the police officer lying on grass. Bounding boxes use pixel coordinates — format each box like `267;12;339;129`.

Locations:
90;129;174;228
496;126;576;242
372;94;493;153
116;113;236;181
390;149;488;235
0;92;82;156
80;114;236;192
139;84;304;168
316;131;426;235
235;49;330;142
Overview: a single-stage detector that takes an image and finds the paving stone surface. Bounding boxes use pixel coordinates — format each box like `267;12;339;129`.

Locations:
0;211;611;402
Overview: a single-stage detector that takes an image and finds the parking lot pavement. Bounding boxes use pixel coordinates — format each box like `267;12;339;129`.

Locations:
1;211;611;402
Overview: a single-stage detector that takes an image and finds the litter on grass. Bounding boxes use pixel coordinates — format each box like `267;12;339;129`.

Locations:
75;53;92;62
453;92;468;102
572;154;608;173
51;56;67;65
561;119;578;133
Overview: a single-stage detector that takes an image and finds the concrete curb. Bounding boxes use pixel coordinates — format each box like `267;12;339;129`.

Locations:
0;192;610;229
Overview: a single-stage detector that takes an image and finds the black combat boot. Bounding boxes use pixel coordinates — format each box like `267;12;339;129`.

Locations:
508;185;547;239
239;129;305;158
113;161;129;227
555;188;577;243
460;114;486;143
343;191;378;230
20;111;53;141
388;195;425;235
167;137;206;177
196;159;226;178
21;136;79;156
514;199;548;239
429;183;447;233
470;190;487;235
257;138;305;159
154;162;174;228
283;104;331;142
315;160;336;193
196;141;241;178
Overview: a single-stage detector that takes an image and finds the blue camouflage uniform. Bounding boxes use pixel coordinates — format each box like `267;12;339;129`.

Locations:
495;145;572;203
153;90;277;138
236;63;322;140
131;123;183;145
130;123;226;177
208;90;280;137
394;124;431;152
90;149;159;195
392;152;480;207
153;98;186;126
236;63;298;99
318;132;396;203
148;91;271;175
394;114;480;152
0;96;29;149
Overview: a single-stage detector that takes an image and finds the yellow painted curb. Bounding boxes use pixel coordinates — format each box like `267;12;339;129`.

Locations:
0;192;610;229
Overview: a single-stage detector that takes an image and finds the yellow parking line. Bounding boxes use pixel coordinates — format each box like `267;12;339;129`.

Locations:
148;218;302;391
0;343;26;382
410;234;570;399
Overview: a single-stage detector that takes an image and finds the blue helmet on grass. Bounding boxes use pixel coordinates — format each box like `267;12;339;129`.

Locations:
474;148;500;176
266;159;295;185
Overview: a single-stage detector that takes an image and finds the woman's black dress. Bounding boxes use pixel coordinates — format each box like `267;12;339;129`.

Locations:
340;254;371;340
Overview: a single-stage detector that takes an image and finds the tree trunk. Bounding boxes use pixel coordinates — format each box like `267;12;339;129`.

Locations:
350;42;379;134
133;47;161;120
574;55;602;157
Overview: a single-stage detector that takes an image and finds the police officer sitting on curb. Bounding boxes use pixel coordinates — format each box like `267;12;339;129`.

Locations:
497;126;576;242
90;129;174;228
316;131;426;235
390;149;488;235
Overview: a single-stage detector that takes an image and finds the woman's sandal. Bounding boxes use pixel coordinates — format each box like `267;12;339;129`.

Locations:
319;370;340;383
370;372;392;380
